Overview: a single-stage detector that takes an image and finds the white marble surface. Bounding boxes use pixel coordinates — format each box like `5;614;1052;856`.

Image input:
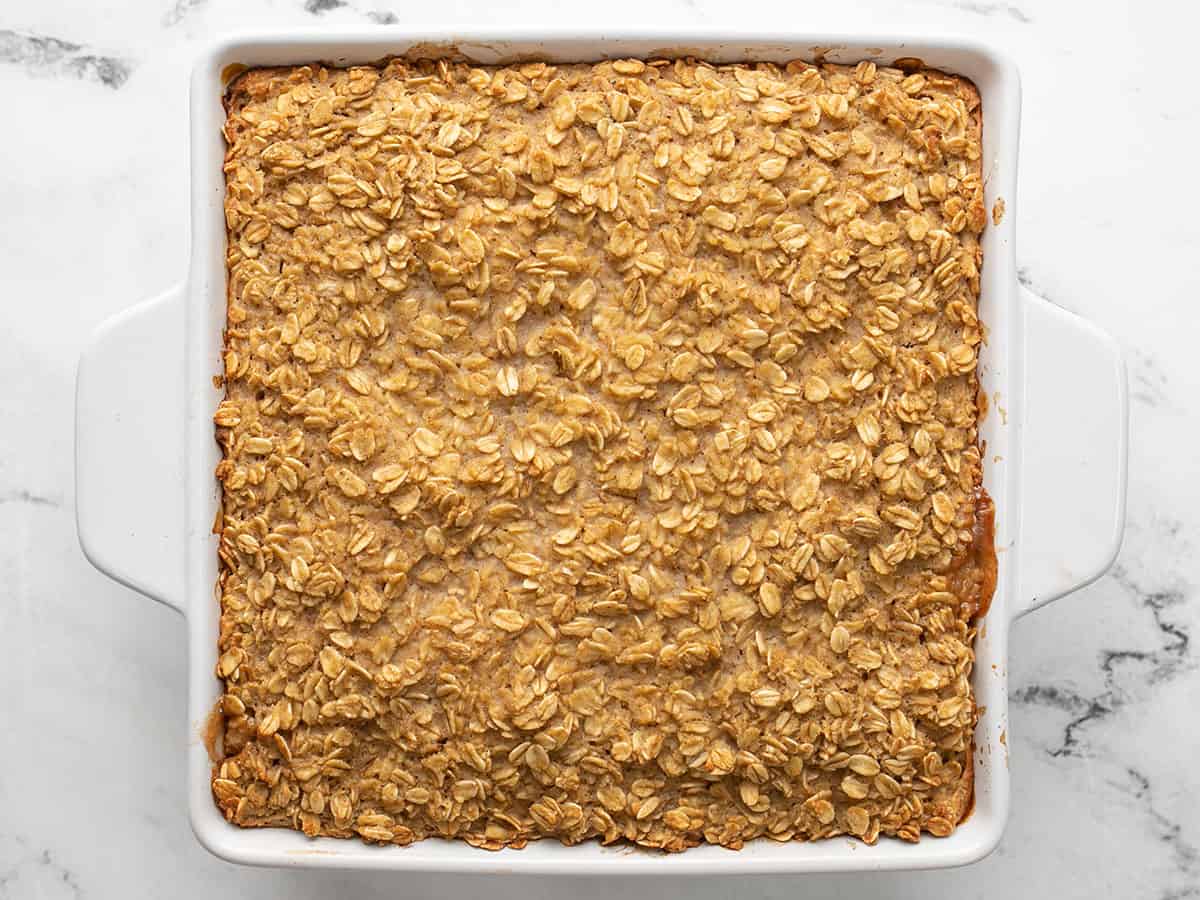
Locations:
2;0;1197;897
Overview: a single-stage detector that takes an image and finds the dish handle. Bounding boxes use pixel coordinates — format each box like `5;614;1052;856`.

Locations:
76;284;186;615
1014;285;1128;619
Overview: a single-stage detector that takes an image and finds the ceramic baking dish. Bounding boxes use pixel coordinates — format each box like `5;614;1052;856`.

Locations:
75;29;1127;875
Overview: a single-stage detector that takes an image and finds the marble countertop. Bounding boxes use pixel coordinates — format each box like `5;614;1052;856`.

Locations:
2;0;1196;897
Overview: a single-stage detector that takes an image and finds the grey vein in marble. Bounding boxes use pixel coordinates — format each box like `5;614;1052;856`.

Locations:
304;0;347;12
0;838;82;900
1009;682;1108;757
1012;552;1192;758
1106;564;1191;683
303;0;406;21
0;488;61;508
0;29;132;87
1133;349;1170;409
163;0;207;26
950;0;1032;21
1114;768;1199;899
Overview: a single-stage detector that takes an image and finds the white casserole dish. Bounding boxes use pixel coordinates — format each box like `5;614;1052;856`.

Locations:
75;29;1127;875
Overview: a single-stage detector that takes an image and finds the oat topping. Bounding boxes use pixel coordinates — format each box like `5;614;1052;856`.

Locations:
214;56;989;852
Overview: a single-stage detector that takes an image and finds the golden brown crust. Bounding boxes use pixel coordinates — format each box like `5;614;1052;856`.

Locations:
214;57;988;851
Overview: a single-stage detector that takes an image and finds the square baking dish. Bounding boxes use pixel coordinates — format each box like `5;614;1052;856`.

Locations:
75;28;1127;875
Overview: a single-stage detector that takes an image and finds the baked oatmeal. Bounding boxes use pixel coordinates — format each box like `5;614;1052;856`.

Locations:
213;56;992;851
